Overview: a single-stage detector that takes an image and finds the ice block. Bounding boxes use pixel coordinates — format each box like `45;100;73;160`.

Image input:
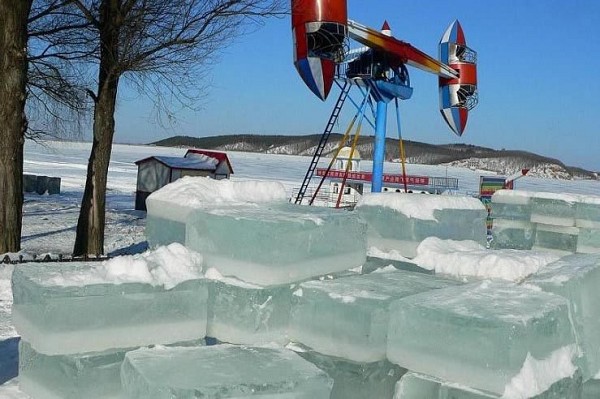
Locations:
356;193;487;258
577;228;600;254
11;246;207;355
288;269;461;363
293;344;406;399
533;224;579;254
206;269;293;345
491;218;536;250
146;177;288;247
490;189;534;221
527;254;600;379
121;345;333;398
186;203;366;285
394;371;582;399
387;281;576;395
530;192;579;227
576;195;600;229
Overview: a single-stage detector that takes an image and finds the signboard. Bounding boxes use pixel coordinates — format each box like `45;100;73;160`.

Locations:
316;169;430;186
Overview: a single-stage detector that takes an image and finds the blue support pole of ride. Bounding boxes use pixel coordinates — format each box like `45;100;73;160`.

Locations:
372;100;388;192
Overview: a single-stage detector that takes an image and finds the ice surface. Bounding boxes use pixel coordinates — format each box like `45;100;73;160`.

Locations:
11;253;208;355
145;177;288;247
576;196;600;229
530;192;579;227
527;254;600;379
387;281;576;395
576;228;600;254
120;345;333;398
411;237;560;282
532;224;579;254
291;344;406;399
356;193;487;258
18;340;127;399
491;219;536;250
394;370;582;399
186;203;366;285
491;190;534;221
288;269;460;362
205;268;293;345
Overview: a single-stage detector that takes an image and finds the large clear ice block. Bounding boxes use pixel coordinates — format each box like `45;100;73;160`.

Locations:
292;345;406;399
145;177;288;248
490;190;534;221
527;254;600;379
394;371;582;399
530;192;579;227
576;196;600;229
206;273;293;345
11;262;208;355
288;270;461;363
18;340;127;399
356;193;487;258
491;218;536;250
583;379;600;399
577;228;600;254
533;224;579;255
186;203;366;285
121;345;333;398
387;281;576;395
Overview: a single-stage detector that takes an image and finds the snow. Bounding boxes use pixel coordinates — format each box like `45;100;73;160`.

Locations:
533;191;580;203
356;192;484;221
502;345;577;399
203;267;262;289
411;237;561;282
492;189;536;205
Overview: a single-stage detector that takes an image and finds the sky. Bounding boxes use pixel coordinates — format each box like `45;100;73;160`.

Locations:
111;0;600;171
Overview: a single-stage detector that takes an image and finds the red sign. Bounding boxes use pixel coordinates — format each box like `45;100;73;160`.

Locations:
316;169;430;186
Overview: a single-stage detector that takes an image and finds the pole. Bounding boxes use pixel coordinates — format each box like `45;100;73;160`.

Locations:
395;99;408;192
372;100;387;192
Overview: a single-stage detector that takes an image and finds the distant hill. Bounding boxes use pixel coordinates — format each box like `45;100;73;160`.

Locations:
151;135;598;180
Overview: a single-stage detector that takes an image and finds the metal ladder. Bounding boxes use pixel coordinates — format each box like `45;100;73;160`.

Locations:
294;81;351;204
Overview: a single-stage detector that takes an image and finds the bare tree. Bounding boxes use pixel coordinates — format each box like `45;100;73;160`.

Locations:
0;0;33;254
70;0;284;256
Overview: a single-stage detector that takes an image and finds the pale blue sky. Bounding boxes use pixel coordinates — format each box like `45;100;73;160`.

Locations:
113;1;600;171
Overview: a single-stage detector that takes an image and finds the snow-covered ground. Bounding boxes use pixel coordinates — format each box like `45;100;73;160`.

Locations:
2;140;600;393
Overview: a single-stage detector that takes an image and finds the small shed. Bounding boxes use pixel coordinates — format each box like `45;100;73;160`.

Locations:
134;150;234;211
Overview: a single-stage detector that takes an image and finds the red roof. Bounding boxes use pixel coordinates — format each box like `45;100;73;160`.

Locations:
185;149;234;174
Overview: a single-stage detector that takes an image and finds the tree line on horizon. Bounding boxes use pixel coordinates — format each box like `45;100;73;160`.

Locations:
0;0;284;255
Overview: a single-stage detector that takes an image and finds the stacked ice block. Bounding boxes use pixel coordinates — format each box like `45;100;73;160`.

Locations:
120;345;333;398
356;193;487;259
490;190;536;250
490;190;600;254
386;281;578;396
11;244;208;398
527;254;600;380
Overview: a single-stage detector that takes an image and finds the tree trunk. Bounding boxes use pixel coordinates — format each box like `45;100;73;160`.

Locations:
0;0;33;254
73;0;121;256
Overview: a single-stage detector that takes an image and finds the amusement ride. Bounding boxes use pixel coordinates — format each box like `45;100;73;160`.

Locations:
290;0;479;207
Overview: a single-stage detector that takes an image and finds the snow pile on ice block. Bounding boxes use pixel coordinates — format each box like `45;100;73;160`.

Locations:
387;281;577;395
204;268;294;346
11;243;207;355
411;237;560;282
527;253;600;380
186;202;366;285
356;193;487;258
120;344;333;398
145;177;287;247
288;269;461;363
393;370;582;399
291;344;407;399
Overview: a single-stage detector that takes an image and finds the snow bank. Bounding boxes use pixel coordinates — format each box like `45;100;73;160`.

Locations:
502;345;577;399
356;193;484;221
411;237;561;281
46;243;203;289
